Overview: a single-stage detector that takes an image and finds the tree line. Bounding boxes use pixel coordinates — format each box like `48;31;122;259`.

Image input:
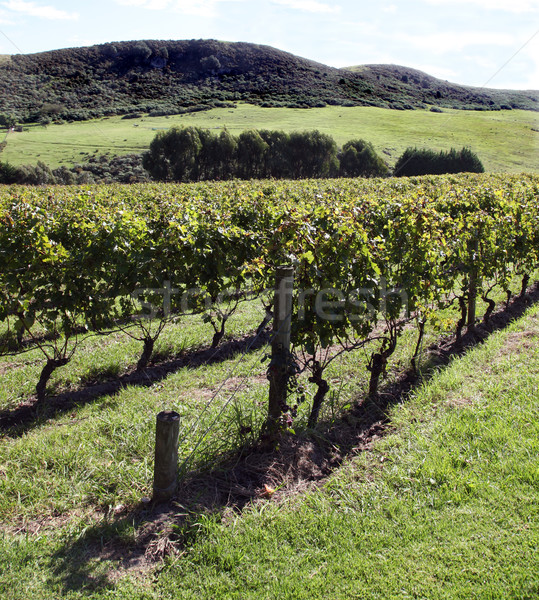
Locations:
0;126;484;185
394;146;484;176
142;126;390;181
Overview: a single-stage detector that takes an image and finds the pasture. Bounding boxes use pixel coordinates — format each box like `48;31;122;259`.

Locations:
2;104;538;173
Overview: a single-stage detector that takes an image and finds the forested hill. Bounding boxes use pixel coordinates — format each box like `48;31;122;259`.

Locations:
0;39;537;123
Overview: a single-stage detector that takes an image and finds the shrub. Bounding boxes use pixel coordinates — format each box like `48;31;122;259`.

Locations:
200;55;221;73
0;161;19;184
394;147;484;177
339;139;388;178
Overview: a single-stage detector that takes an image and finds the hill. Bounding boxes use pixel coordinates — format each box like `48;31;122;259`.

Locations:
0;39;537;123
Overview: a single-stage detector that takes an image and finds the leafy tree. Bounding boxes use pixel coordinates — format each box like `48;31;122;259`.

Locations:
214;128;237;179
259;130;292;178
200;55;221;73
131;42;152;62
0;113;16;128
236;130;269;179
194;127;218;180
394;146;484;176
143;126;204;182
456;147;484;173
339;139;388;178
0;161;19;184
286;130;338;178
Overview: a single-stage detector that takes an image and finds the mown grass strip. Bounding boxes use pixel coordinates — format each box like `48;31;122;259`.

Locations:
152;304;539;600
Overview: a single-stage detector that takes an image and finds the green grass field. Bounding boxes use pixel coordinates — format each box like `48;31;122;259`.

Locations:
0;266;538;598
2;104;538;173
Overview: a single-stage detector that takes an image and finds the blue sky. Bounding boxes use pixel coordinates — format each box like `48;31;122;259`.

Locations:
0;0;537;89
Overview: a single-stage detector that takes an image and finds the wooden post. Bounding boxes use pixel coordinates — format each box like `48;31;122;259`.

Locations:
266;266;294;433
467;237;479;331
152;410;180;502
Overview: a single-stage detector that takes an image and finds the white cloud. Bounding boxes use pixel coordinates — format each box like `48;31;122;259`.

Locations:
2;0;78;20
487;34;539;89
272;0;341;14
422;0;539;13
115;0;171;8
521;36;539;89
0;11;16;24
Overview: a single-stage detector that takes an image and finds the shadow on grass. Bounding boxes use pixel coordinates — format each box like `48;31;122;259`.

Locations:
0;329;270;437
45;282;539;595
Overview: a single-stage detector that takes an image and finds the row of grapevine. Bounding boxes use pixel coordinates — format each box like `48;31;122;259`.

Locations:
1;173;538;421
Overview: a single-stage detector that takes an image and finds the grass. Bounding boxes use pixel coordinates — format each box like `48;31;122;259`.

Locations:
0;271;536;597
2;104;538;173
157;302;539;599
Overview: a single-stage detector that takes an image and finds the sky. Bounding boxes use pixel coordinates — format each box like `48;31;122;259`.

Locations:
0;0;537;90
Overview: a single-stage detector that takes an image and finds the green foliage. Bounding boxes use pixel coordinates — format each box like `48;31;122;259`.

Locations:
286;130;339;178
0;173;537;409
143;126;372;182
236;129;268;179
0;113;16;128
0;160;19;184
0;154;149;186
339;138;389;177
200;54;221;72
394;146;484;176
143;126;203;181
14;161;56;185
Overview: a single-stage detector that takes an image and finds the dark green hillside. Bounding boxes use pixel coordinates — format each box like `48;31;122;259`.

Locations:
0;39;537;123
348;63;538;112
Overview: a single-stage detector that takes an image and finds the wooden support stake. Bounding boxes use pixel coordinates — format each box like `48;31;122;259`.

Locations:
152;410;180;502
467;237;479;330
266;265;294;433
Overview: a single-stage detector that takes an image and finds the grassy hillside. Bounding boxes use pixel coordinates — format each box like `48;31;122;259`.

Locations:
0;39;537;125
3;103;538;173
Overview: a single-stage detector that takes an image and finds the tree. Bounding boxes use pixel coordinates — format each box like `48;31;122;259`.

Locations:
143;126;204;181
235;130;269;179
0;161;19;184
339;139;388;178
200;55;221;73
286;130;338;178
456;147;484;173
214;128;237;179
259;130;291;178
394;146;484;177
131;42;152;62
0;113;16;129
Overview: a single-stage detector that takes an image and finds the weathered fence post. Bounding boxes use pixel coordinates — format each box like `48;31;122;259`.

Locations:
467;236;479;331
266;265;294;433
152;410;180;502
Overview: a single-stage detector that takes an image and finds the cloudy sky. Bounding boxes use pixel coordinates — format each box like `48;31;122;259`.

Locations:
0;0;537;89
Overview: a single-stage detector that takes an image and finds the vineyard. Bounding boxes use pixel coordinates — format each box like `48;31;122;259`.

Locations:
1;171;539;597
1;172;538;422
